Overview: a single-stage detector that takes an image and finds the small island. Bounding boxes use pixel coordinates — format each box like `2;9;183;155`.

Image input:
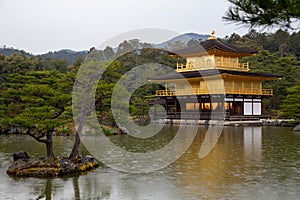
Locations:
7;152;98;177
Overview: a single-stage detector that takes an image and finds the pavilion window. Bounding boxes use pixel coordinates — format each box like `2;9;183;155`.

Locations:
253;100;261;115
201;102;211;111
225;102;233;110
211;103;217;110
186;103;199;111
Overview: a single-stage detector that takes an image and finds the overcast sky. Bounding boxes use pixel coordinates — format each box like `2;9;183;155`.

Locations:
0;0;250;54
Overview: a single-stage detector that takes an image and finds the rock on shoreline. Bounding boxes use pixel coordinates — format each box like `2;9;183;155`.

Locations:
7;152;98;177
294;124;300;131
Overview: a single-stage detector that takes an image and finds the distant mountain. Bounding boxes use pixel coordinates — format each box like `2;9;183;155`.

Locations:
41;49;88;64
171;33;210;43
0;47;32;57
0;47;87;64
154;33;210;49
0;47;88;64
0;32;210;63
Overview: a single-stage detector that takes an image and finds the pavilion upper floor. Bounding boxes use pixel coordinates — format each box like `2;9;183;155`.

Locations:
176;55;250;72
149;69;281;97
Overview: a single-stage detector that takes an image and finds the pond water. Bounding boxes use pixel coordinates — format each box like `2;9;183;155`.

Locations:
0;125;300;200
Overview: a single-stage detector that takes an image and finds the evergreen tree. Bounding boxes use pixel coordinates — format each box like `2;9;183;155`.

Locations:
1;71;72;158
224;0;300;30
280;81;300;122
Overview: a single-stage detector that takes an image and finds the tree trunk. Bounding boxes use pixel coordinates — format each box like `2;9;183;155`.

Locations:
69;131;80;160
46;132;55;159
45;178;52;200
69;83;85;160
73;176;80;200
26;129;55;159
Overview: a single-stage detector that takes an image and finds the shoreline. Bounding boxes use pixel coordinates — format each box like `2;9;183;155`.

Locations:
155;119;297;127
0;119;297;136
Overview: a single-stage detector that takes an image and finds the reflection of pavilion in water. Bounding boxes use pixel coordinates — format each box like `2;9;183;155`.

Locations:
243;127;262;160
173;126;263;198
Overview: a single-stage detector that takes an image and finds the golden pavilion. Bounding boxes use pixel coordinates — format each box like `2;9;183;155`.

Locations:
149;32;281;121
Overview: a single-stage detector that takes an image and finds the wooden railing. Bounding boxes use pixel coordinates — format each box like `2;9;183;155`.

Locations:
261;89;273;95
155;88;273;96
176;62;249;72
176;63;195;71
156;90;175;96
238;62;249;70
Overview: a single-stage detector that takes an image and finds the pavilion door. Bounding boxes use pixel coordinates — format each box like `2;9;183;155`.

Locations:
233;102;243;115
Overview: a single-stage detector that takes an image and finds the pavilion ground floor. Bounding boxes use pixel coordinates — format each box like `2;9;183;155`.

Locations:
149;94;269;121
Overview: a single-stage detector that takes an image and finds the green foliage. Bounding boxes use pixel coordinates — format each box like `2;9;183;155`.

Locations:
96;80;115;112
41;50;87;65
225;29;300;60
224;0;300;30
130;96;149;121
100;125;113;136
234;36;263;51
46;58;68;73
10;106;64;131
0;69;74;157
0;53;72;87
280;82;300;121
1;71;72;130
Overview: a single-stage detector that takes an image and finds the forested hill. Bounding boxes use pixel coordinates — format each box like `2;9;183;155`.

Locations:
0;47;88;65
0;47;32;57
224;29;300;61
40;49;88;64
154;33;210;49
